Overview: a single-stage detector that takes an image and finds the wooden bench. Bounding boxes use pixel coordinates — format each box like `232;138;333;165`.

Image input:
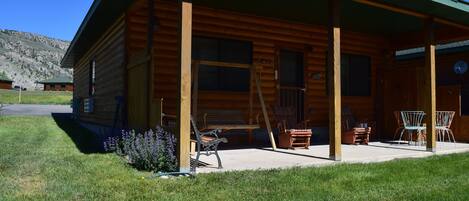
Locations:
199;109;260;143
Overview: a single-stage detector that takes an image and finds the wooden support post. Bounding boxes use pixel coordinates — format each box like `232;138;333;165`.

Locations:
328;0;342;161
253;66;277;150
424;18;437;153
176;0;192;172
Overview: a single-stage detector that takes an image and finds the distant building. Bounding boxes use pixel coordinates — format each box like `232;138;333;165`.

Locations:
37;76;73;91
0;72;13;89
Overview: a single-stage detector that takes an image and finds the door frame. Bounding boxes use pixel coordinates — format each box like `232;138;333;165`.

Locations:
275;46;308;122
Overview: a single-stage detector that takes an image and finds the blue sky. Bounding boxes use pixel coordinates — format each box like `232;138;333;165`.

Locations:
0;0;93;41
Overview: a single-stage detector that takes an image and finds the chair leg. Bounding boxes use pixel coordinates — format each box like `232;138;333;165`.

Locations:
195;144;201;168
407;131;412;146
398;129;406;144
448;129;456;143
214;146;223;169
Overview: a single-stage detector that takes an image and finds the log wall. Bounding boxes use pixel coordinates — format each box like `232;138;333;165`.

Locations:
73;16;126;126
0;81;12;90
127;0;389;128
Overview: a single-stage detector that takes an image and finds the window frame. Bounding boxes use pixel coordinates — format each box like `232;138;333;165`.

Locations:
462;87;469;116
325;53;372;97
89;59;96;96
193;36;253;92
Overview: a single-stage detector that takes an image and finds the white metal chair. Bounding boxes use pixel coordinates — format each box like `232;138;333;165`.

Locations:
399;111;426;145
436;111;456;143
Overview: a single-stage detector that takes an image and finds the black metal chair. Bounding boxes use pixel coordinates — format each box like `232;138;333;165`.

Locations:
191;117;227;169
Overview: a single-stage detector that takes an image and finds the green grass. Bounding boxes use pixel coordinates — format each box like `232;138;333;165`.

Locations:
0;89;72;105
1;116;469;201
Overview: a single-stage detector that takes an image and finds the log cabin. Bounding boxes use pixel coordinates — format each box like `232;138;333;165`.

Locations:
37;76;74;91
0;72;13;90
61;0;469;172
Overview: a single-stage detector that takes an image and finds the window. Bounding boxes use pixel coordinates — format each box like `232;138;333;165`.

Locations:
50;84;55;90
326;53;371;96
61;84;66;90
193;36;252;91
462;88;469;116
89;59;96;96
279;50;304;87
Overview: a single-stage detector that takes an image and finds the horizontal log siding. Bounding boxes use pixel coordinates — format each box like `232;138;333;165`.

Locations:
0;81;12;90
73;17;126;126
127;0;389;127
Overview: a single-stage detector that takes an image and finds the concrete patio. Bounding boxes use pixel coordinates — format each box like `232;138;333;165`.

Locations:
195;142;469;173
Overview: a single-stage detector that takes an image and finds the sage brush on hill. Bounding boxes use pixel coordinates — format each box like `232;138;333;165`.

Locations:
105;127;178;172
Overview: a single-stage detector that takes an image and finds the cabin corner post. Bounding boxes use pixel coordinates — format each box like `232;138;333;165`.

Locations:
176;0;192;172
328;0;342;161
424;17;437;153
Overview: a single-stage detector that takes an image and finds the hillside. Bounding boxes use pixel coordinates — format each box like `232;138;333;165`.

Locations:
0;29;71;90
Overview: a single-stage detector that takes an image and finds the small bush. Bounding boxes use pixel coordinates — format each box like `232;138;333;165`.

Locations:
104;126;178;172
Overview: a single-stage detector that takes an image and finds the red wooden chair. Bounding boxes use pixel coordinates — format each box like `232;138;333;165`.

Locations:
273;106;312;149
341;107;373;145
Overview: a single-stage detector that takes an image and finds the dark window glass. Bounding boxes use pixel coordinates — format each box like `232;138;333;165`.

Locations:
326;53;371;96
89;59;96;96
279;50;304;87
193;36;252;92
462;88;469;116
50;84;55;89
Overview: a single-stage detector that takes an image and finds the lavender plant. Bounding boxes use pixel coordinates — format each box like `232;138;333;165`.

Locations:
104;126;178;172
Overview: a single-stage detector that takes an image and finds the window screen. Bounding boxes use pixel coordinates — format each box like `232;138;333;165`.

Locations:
193;37;252;92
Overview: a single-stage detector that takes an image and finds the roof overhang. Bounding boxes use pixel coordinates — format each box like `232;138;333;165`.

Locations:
61;0;469;68
61;0;134;68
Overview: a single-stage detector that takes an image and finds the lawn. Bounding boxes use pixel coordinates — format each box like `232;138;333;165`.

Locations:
0;89;72;105
1;116;469;201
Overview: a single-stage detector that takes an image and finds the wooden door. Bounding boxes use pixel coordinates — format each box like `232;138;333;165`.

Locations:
382;67;418;139
277;49;305;123
126;52;150;129
437;85;462;140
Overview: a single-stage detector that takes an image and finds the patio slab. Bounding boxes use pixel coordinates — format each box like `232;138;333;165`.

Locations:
195;142;469;173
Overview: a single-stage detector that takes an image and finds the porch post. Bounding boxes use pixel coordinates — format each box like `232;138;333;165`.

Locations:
424;18;436;152
328;0;342;161
176;0;192;172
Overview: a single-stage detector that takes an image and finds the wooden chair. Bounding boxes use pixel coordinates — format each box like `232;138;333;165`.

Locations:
273;106;312;149
341;107;373;145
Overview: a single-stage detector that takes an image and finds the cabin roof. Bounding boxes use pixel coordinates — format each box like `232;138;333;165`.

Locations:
38;76;73;84
61;0;469;68
0;72;12;82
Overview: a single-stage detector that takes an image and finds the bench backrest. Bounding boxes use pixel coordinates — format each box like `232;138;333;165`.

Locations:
201;109;247;125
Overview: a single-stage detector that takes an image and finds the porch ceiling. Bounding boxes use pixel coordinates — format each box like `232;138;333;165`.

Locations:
61;0;469;68
193;0;425;35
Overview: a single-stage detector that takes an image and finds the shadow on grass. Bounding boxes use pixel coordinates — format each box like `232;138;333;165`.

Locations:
52;113;106;154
